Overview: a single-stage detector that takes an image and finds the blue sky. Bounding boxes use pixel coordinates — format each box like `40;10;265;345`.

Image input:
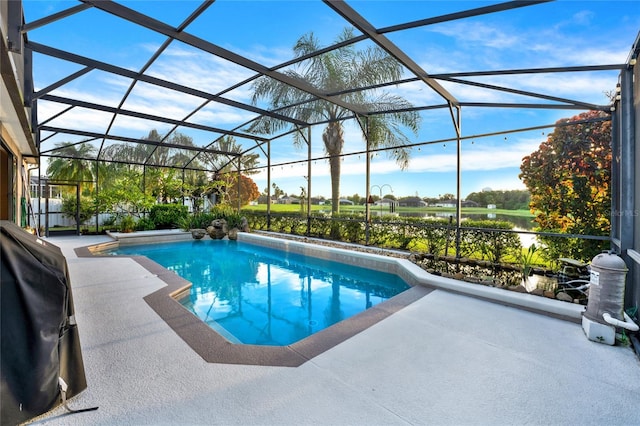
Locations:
23;1;640;200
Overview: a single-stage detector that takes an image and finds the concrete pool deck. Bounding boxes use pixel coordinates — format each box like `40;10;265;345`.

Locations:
29;233;640;425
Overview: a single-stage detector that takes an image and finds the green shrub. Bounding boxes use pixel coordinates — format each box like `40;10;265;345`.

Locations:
180;210;247;231
537;233;608;265
269;213;300;234
120;215;136;233
239;211;267;230
186;213;214;229
61;195;95;225
149;204;188;229
330;213;365;242
101;215;117;228
414;220;452;255
209;205;235;220
309;215;332;238
136;217;156;231
229;213;524;265
225;212;244;229
458;220;522;263
178;213;214;230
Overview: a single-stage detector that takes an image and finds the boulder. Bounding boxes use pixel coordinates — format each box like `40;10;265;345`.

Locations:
207;219;228;239
191;228;206;239
556;291;573;302
240;217;250;232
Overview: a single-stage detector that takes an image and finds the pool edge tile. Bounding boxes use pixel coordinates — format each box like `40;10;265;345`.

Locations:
141;257;432;367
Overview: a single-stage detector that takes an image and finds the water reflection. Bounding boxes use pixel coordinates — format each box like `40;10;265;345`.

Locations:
396;212;535;229
114;240;408;346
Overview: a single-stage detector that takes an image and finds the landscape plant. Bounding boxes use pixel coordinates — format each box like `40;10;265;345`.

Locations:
119;215;136;233
94;168;155;222
517;243;539;280
240;212;268;231
197;135;260;177
308;214;332;238
458;220;522;263
60;195;95;227
520;110;611;262
149;204;189;229
135;217;156;231
225;212;244;230
218;172;261;208
241;211;529;266
46;142;96;195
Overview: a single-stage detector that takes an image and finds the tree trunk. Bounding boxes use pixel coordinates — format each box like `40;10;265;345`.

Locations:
323;122;344;214
329;154;341;214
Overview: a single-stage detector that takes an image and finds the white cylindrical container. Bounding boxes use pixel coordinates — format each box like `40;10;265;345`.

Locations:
583;252;628;324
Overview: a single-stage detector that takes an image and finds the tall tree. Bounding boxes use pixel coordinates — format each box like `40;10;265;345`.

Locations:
46;142;96;194
198;135;260;175
271;183;284;200
222;173;260;207
519;110;611;261
100;130;209;203
249;28;420;213
146;167;184;204
101;130;202;168
465;189;530;210
94;168;155;218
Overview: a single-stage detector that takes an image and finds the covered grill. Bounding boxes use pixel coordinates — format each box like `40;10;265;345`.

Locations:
1;221;89;424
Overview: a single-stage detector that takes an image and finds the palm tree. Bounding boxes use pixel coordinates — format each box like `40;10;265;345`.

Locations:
249;28;420;213
46;142;96;194
198;135;260;175
187;135;259;208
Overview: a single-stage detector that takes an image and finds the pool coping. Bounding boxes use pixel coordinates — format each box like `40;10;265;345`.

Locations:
76;230;585;367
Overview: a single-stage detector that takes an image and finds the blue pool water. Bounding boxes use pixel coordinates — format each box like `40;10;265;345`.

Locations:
109;240;410;346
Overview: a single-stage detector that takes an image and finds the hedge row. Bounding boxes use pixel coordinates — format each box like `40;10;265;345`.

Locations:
240;211;522;262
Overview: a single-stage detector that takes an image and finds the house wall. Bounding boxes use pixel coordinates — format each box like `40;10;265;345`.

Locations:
0;143;12;220
0;1;37;226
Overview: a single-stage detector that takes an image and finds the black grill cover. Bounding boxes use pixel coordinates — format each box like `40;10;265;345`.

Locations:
1;221;87;425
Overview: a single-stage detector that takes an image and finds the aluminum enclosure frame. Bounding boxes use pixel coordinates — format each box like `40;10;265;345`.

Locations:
611;33;640;319
8;1;639;310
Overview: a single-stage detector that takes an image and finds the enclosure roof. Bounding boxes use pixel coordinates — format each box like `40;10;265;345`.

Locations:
20;0;638;173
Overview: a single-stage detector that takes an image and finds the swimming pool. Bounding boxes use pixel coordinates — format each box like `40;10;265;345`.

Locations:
108;239;410;346
84;231;580;366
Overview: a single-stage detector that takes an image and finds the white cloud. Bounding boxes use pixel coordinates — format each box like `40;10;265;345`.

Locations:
185;107;253;129
146;44;257;94
570;10;596;26
343;136;542;176
427;22;520;49
442;73;617;106
38;101;114;131
233;44;294;69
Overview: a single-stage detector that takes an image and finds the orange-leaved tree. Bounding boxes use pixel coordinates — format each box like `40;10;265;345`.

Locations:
221;173;260;208
519;110;611;262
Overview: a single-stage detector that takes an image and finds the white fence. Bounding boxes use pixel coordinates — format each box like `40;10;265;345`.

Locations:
28;198;111;229
27;196;210;231
29;198;74;228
